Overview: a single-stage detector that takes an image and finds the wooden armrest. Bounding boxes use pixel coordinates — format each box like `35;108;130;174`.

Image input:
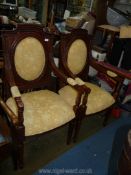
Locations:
75;77;85;85
0;85;23;125
90;59;131;80
10;86;24;125
10;85;24;114
11;86;21;98
0;96;18;125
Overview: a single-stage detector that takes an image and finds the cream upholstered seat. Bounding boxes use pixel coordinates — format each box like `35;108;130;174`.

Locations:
0;24;82;169
58;28;131;141
6;90;74;136
59;82;115;115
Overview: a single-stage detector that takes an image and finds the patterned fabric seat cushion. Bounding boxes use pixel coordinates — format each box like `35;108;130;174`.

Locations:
6;90;75;136
59;82;115;115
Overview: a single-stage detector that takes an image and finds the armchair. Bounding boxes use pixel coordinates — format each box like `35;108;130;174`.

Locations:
57;28;131;141
0;24;86;169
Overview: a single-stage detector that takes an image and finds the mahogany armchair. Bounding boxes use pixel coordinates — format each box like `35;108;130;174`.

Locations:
0;24;87;169
57;28;131;142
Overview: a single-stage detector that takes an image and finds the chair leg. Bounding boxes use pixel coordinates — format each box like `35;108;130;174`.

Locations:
17;142;24;169
67;119;75;144
12;126;25;170
73;105;86;142
73;116;83;143
12;142;24;170
103;107;113;126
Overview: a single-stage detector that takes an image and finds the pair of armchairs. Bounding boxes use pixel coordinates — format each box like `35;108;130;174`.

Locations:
0;24;130;170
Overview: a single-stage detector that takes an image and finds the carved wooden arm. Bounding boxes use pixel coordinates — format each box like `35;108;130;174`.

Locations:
10;86;24;126
0;85;24;126
0;96;18;125
90;59;131;80
90;58;131;98
0;85;23;128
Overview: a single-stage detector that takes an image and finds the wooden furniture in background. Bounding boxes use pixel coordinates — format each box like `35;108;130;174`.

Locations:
93;24;120;57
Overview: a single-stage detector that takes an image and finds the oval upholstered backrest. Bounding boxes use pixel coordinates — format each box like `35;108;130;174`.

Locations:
67;39;87;75
14;37;45;81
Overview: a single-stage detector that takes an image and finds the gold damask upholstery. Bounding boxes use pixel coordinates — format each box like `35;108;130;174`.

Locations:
15;37;45;81
59;82;115;115
67;39;87;74
6;90;74;136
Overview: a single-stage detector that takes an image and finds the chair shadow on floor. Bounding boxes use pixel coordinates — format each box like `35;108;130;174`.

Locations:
108;123;131;175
